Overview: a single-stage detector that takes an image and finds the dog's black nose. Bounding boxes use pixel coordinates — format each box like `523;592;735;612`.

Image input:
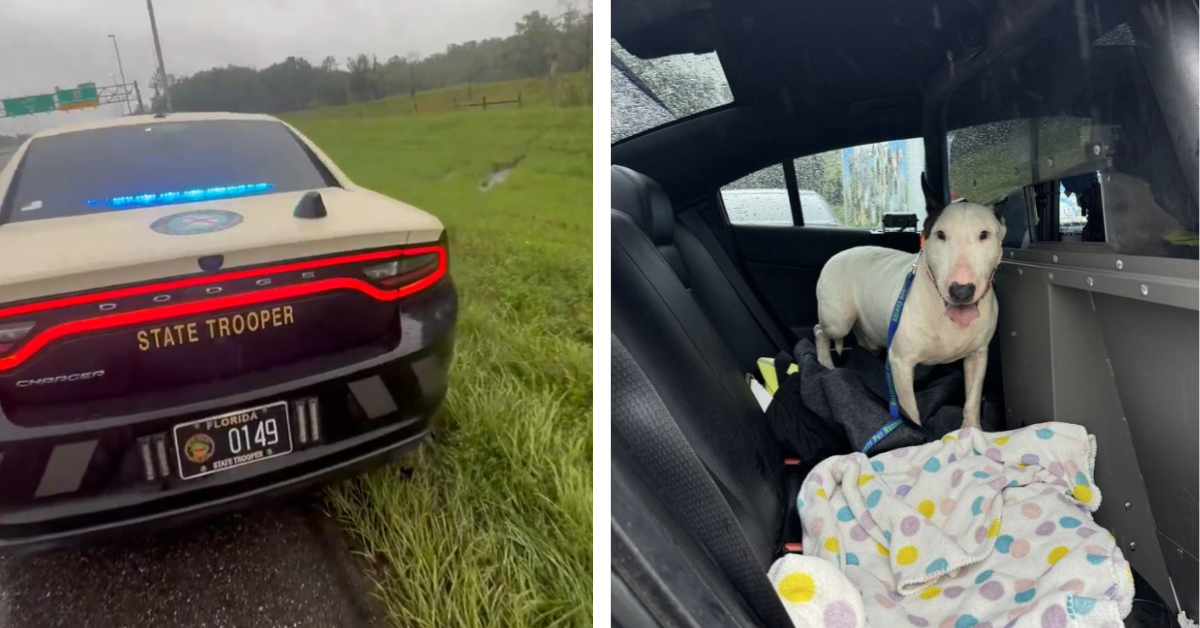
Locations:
949;282;976;303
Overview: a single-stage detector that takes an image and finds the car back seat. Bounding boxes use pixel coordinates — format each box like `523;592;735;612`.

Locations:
612;206;790;559
612;329;794;628
611;165;792;373
612;173;811;624
610;166;1173;628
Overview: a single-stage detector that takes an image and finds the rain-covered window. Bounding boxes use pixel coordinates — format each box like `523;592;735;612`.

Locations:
944;9;1198;259
610;39;733;143
721;139;927;229
947;117;1095;208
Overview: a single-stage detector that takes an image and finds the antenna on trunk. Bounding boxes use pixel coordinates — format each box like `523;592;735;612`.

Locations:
294;190;327;219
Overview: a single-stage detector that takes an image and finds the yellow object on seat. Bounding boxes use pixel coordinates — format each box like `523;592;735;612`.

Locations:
757;357;799;395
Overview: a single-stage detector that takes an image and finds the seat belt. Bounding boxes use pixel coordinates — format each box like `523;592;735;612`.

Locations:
612;335;794;628
678;210;791;354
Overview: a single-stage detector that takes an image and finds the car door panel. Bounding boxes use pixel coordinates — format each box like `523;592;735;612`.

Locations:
731;225;920;337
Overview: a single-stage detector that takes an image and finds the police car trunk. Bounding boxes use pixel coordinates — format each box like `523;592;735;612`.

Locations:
0;115;445;428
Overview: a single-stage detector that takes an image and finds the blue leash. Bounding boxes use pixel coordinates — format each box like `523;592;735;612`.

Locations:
860;262;918;454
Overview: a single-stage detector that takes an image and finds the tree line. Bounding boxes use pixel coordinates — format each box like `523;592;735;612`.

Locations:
152;7;592;114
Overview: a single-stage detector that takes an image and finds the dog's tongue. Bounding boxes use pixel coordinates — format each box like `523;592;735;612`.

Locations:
945;303;981;329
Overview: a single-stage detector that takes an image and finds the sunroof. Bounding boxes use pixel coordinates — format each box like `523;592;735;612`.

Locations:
610;39;733;143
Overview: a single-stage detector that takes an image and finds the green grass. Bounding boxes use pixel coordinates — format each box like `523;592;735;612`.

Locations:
284;90;592;627
287;73;592;122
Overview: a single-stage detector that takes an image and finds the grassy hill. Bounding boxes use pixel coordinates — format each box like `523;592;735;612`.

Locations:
286;72;591;121
283;78;592;627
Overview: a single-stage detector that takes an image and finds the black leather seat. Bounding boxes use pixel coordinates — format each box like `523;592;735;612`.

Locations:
610;165;805;567
612;205;790;571
611;165;786;373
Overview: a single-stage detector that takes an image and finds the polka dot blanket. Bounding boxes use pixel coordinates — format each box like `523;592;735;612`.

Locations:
769;553;869;627
773;422;1135;627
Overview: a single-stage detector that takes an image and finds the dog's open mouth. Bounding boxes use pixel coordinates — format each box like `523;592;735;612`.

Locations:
925;263;993;330
944;302;981;329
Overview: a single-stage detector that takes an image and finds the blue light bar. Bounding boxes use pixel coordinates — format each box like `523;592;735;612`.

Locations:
86;182;275;208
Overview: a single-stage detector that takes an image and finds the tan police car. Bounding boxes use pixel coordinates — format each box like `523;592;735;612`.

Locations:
0;112;456;552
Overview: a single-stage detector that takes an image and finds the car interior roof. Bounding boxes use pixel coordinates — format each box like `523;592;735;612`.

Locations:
612;0;999;202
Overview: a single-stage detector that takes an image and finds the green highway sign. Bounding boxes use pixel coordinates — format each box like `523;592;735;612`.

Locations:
1;82;108;118
56;83;100;111
1;94;56;117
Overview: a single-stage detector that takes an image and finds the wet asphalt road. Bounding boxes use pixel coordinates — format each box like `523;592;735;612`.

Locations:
0;149;384;628
0;495;386;628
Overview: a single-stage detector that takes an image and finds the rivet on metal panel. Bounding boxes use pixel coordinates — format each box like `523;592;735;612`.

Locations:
1116;260;1124;270
1017;268;1023;275
1010;331;1017;338
1087;277;1094;287
1140;284;1149;296
1047;157;1055;168
1048;273;1054;281
1052;255;1058;263
1129;542;1137;551
1179;548;1185;559
1009;251;1015;258
1124;502;1131;510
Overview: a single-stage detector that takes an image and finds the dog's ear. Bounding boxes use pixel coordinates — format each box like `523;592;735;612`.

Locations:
920;171;945;237
922;212;941;239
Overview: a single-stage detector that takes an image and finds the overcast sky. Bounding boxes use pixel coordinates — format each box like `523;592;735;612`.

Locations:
0;0;563;136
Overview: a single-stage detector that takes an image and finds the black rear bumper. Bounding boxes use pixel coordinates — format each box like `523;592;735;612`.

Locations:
0;279;456;554
0;417;429;555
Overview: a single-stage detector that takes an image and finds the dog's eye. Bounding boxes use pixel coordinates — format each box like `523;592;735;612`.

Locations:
980;231;989;241
936;231;946;241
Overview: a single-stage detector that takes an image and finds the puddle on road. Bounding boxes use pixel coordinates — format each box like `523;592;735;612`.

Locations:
479;155;525;192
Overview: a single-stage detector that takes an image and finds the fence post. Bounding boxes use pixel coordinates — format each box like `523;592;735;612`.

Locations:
518;93;522;108
482;96;488;111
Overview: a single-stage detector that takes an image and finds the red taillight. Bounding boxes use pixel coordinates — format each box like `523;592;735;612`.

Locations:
363;251;441;288
0;244;448;373
0;322;33;355
389;246;446;297
0;322;34;342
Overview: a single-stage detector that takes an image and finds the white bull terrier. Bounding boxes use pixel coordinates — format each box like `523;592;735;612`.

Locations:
813;174;1006;428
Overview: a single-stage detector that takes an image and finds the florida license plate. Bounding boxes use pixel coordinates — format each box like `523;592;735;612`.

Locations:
174;401;293;480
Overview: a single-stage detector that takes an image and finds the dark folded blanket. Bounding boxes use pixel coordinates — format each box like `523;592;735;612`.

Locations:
765;339;964;467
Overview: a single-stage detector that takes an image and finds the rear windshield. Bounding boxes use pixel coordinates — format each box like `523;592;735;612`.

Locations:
4;119;334;223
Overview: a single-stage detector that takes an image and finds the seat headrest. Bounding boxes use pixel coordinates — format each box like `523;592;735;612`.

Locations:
611;165;674;245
